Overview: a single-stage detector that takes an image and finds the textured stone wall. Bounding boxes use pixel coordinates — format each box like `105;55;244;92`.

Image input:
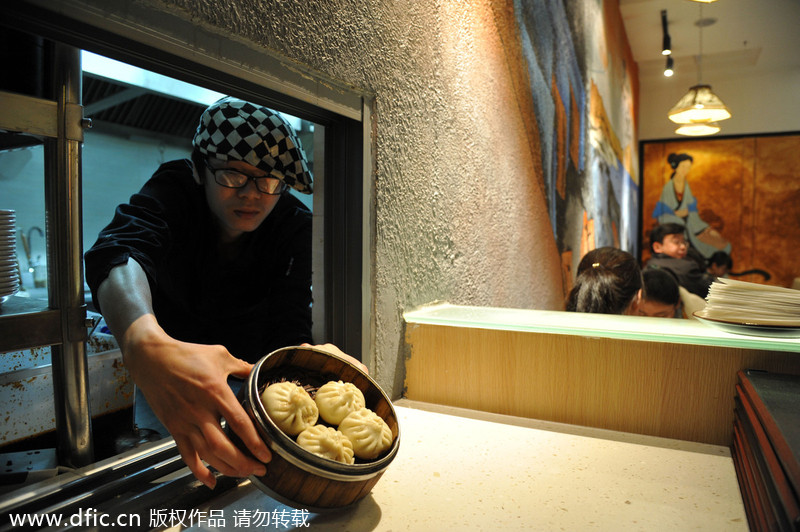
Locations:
139;0;567;396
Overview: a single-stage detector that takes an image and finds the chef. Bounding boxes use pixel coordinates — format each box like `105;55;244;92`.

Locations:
85;97;359;488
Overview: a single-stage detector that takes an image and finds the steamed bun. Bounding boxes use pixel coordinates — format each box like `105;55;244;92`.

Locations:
261;382;319;436
296;425;355;464
315;380;366;425
338;408;393;460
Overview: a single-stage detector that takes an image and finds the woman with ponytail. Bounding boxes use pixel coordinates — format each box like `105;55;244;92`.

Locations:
565;247;643;315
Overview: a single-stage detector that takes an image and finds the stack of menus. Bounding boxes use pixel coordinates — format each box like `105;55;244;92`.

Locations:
733;370;800;531
694;278;800;338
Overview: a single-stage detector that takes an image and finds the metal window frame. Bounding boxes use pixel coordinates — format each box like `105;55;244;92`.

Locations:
2;1;372;467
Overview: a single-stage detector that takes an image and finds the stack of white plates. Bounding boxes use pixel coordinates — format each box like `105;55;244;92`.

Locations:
0;209;21;303
694;278;800;337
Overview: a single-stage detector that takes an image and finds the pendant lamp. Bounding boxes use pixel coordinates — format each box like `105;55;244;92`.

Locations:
668;84;730;123
675;121;721;136
668;5;731;135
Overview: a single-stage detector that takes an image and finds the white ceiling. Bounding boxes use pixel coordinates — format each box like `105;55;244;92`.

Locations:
619;0;800;138
619;0;800;83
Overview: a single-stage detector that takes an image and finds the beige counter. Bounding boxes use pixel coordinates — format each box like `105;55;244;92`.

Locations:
404;305;800;446
168;401;747;531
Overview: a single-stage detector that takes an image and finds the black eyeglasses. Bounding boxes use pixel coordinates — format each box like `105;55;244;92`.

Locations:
204;159;286;195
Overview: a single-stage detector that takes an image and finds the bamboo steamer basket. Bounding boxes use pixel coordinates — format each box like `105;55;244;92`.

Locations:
232;346;400;509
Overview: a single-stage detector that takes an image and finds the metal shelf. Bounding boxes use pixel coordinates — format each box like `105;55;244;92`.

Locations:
0;300;62;352
0;43;93;467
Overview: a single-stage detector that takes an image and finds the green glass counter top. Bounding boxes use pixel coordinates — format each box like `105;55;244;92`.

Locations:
403;303;800;353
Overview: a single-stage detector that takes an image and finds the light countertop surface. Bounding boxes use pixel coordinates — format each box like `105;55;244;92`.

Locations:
404;303;800;353
166;400;747;531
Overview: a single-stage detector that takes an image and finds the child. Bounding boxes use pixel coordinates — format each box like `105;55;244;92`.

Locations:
645;223;713;298
707;251;732;279
637;268;681;318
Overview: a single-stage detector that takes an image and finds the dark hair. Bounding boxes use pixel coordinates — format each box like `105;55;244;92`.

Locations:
190;148;205;182
649;223;686;253
707;251;733;269
667;152;693;174
642;268;680;306
565;247;642;315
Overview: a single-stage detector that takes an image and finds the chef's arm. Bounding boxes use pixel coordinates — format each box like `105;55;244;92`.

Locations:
95;258;154;337
96;259;272;489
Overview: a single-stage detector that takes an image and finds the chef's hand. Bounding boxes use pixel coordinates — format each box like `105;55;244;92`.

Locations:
301;342;368;374
121;314;271;489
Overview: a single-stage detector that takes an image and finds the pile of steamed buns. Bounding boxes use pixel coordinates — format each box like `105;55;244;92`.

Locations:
261;380;393;465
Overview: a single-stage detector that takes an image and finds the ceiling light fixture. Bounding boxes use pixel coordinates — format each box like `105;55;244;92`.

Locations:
668;4;731;135
661;10;672;56
669;84;730;123
687;0;718;4
675;122;721;136
664;56;674;77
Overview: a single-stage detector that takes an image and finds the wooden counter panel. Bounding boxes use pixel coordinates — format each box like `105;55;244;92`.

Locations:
403;323;800;446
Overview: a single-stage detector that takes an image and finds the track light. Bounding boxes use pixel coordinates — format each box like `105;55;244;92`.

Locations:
661;10;672;56
664;56;674;77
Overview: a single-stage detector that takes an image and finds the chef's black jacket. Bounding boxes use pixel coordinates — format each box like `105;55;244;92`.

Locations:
84;159;313;363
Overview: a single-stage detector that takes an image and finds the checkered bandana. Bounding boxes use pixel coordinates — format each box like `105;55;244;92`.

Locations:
192;97;313;194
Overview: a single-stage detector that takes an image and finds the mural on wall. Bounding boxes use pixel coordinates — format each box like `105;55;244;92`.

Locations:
512;0;639;295
650;151;731;260
641;134;800;290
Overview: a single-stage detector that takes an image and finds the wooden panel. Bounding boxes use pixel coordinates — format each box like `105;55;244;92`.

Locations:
404;323;800;446
752;136;800;288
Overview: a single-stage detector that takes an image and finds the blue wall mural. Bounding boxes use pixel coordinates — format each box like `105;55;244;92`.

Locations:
513;0;639;287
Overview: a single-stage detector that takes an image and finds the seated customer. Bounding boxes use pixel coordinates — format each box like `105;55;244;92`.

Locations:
637;269;680;318
565;247;642;315
645;223;713;298
707;251;732;279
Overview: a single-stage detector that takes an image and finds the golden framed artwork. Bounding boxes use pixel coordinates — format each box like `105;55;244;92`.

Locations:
640;133;800;289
